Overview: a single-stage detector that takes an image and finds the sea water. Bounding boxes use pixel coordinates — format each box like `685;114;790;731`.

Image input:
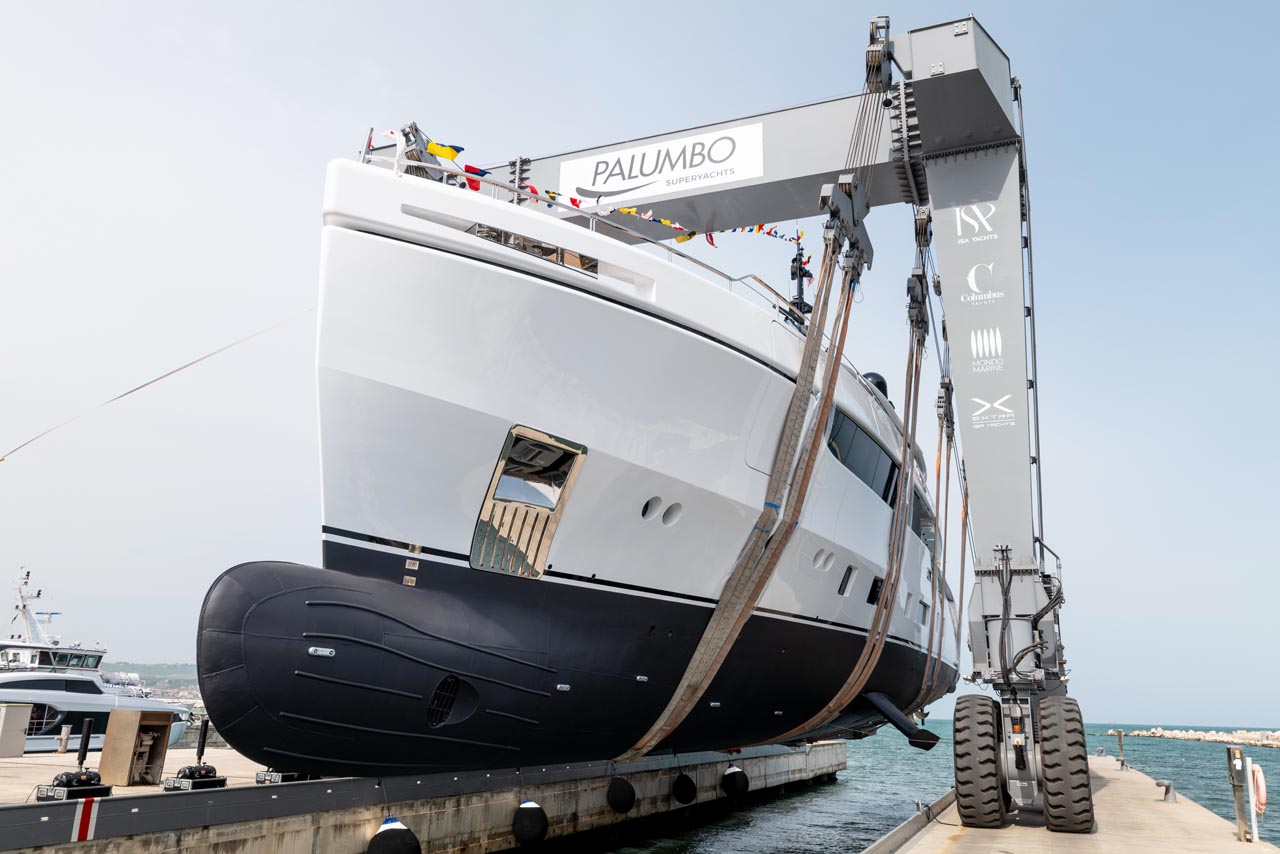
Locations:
590;722;1277;852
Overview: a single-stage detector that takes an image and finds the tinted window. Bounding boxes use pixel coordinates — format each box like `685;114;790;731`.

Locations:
8;679;65;691
65;680;102;695
837;565;854;597
911;493;936;558
827;410;899;508
867;576;884;606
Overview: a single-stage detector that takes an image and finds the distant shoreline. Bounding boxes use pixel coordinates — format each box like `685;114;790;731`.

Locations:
1109;727;1280;749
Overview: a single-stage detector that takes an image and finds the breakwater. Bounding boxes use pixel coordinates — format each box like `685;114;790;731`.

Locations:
1113;727;1280;749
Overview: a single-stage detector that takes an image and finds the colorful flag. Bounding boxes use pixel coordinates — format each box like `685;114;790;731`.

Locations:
705;233;717;248
619;207;637;216
426;141;464;160
640;210;654;221
463;164;489;191
674;232;697;244
570;197;582;208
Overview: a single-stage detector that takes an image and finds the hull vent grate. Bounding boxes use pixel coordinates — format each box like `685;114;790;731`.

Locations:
427;675;461;728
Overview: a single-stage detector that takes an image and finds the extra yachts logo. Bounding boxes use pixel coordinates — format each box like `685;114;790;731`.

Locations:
971;395;1016;430
955;203;999;244
558;124;764;207
970;327;1004;373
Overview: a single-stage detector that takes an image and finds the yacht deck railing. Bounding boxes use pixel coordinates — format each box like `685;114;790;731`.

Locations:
362;150;900;448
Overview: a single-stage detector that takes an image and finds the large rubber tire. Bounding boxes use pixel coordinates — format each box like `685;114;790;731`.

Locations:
1038;696;1094;833
954;694;1006;828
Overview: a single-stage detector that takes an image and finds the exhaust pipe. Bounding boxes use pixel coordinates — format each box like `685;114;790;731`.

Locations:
865;692;940;751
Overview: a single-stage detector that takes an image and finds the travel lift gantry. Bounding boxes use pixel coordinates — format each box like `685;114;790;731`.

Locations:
501;14;1091;834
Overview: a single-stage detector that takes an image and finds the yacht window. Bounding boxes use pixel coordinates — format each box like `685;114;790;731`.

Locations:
26;703;61;736
84;655;100;668
919;601;930;624
837;565;855;597
65;680;102;695
67;654;85;667
467;223;599;275
867;576;884;606
7;679;65;691
30;654;38;665
54;653;70;666
826;410;900;508
911;493;937;558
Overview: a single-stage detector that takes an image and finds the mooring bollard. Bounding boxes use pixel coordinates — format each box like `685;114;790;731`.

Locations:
56;724;72;754
1155;780;1177;802
1228;746;1253;842
1116;729;1126;769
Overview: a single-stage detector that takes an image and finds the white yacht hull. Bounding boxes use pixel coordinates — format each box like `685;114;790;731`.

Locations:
197;161;957;775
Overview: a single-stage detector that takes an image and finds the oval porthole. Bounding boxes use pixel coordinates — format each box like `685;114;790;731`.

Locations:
661;503;683;526
823;553;836;573
812;549;827;570
641;497;663;521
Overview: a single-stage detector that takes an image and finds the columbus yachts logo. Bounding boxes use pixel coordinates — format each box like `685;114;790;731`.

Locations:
559;124;764;208
955;203;999;245
960;261;1006;306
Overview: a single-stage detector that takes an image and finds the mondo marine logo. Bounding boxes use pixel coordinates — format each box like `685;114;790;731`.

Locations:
559;124;763;207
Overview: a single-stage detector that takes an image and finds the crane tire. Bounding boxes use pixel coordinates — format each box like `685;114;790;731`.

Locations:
1038;696;1095;833
954;694;1006;828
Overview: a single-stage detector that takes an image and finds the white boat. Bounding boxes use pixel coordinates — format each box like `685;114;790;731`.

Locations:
2;573;190;752
196;144;957;776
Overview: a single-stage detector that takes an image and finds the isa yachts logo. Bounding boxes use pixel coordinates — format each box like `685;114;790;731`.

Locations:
971;395;1016;430
954;203;998;244
970;327;1004;373
558;124;764;207
961;262;1006;306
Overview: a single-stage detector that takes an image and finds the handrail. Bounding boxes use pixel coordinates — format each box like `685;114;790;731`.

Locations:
365;151;795;310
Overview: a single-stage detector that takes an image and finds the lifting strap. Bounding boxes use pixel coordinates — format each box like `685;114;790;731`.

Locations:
764;298;928;743
907;393;954;714
617;229;858;761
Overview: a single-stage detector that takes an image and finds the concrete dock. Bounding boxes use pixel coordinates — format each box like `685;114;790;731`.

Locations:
0;747;265;804
867;755;1277;853
0;742;845;852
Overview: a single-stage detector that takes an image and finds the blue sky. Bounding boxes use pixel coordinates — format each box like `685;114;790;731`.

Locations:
1;1;1276;726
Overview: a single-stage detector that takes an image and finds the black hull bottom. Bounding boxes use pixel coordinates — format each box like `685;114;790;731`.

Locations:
197;541;956;776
